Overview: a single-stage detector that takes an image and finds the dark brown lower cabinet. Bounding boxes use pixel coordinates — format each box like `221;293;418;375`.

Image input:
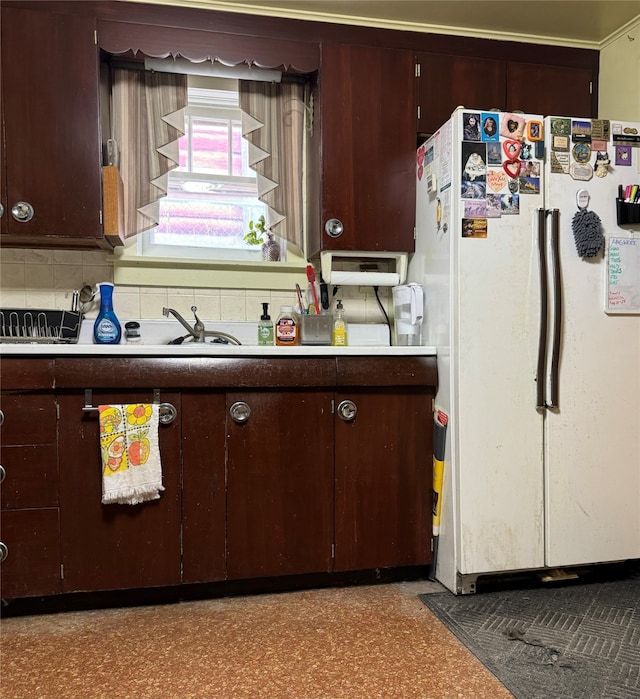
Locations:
181;391;227;584
226;389;334;579
335;389;433;572
0;443;61;598
1;356;436;601
57;390;182;593
0;362;60;599
0;509;61;598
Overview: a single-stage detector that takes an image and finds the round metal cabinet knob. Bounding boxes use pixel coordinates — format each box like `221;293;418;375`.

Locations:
337;399;357;422
158;402;177;425
230;401;251;424
0;542;8;563
0;202;4;218
0;409;4;426
0;465;5;484
11;201;35;222
324;218;344;238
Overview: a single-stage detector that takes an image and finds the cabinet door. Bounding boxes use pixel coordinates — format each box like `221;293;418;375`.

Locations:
334;389;432;571
318;43;416;255
181;391;227;584
0;6;103;246
1;445;58;510
0;392;58;445
0;388;60;598
57;391;182;593
416;52;506;136
226;390;334;579
0;509;61;598
506;62;595;117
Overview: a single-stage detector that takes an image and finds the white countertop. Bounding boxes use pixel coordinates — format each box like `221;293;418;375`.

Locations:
0;320;436;358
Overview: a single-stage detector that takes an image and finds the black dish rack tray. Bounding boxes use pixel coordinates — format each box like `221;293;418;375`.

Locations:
0;309;83;344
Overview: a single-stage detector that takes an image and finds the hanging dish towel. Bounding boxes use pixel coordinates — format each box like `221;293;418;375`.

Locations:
99;403;164;505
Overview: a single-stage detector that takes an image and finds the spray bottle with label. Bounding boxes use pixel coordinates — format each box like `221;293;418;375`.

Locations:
93;282;122;344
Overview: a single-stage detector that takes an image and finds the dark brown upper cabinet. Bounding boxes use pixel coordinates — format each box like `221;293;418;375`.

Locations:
0;0;599;254
314;43;417;256
0;6;107;249
416;51;597;137
506;62;596;118
416;52;506;136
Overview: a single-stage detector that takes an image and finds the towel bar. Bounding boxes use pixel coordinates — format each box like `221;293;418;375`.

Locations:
82;389;177;424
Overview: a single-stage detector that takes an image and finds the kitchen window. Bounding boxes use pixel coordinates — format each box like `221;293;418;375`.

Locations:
140;80;276;262
113;75;309;290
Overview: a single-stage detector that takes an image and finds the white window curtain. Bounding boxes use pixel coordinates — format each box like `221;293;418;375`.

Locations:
239;79;306;257
111;68;187;238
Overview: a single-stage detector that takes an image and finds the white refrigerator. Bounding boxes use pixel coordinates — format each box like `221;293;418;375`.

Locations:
410;108;640;594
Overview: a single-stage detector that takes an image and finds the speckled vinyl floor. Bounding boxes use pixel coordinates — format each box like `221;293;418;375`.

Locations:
0;581;514;699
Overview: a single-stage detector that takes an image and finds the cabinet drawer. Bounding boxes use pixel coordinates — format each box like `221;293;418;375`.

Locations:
0;508;61;598
0;393;57;445
0;359;54;390
1;444;58;509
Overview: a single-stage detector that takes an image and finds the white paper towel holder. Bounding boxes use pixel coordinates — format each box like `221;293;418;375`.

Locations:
319;251;408;286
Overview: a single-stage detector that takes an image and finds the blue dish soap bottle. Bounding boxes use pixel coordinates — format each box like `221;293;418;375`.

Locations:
93;282;122;344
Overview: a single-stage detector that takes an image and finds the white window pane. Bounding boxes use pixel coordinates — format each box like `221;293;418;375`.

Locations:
144;81;278;262
153;190;264;249
189;118;232;175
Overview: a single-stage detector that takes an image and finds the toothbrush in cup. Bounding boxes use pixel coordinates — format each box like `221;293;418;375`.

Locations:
306;265;321;314
295;283;306;314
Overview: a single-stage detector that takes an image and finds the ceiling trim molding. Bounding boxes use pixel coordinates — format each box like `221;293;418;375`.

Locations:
126;0;602;49
600;14;640;50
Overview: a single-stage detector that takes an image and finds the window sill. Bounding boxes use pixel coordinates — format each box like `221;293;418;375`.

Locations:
113;248;309;291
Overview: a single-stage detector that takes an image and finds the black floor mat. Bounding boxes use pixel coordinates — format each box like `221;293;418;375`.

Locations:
419;564;640;699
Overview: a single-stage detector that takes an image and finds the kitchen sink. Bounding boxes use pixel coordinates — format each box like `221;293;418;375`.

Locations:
77;319;258;347
166;331;242;346
1;320;426;357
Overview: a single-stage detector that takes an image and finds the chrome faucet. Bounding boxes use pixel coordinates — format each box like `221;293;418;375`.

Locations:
163;306;206;342
162;306;242;345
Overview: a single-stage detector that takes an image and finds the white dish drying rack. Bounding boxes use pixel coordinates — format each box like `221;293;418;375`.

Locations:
0;309;83;344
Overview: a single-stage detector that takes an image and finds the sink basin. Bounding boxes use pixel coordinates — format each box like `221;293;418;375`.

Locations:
167;331;241;346
78;319;259;346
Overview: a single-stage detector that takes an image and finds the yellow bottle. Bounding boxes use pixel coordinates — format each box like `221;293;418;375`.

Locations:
332;300;348;346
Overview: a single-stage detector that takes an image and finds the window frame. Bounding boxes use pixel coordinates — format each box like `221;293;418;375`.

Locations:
112;77;309;290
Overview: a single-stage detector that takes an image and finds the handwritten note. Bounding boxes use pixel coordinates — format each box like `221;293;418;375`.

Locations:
606;237;640;313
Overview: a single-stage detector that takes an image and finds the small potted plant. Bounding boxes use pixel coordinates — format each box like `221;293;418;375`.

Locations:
244;214;281;261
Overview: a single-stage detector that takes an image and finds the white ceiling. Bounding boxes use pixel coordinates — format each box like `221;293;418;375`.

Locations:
160;0;640;47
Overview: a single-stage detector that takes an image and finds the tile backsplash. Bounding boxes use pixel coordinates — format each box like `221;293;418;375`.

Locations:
0;248;391;324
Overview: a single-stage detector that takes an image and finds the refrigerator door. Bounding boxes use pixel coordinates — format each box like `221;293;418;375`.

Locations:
412;122;456;589
452;110;547;576
543;116;640;566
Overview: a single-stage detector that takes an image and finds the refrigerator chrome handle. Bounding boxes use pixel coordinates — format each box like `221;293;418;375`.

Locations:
536;208;548;409
547;208;562;409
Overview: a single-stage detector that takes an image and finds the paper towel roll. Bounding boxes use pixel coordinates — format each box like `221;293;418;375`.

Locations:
329;271;400;286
